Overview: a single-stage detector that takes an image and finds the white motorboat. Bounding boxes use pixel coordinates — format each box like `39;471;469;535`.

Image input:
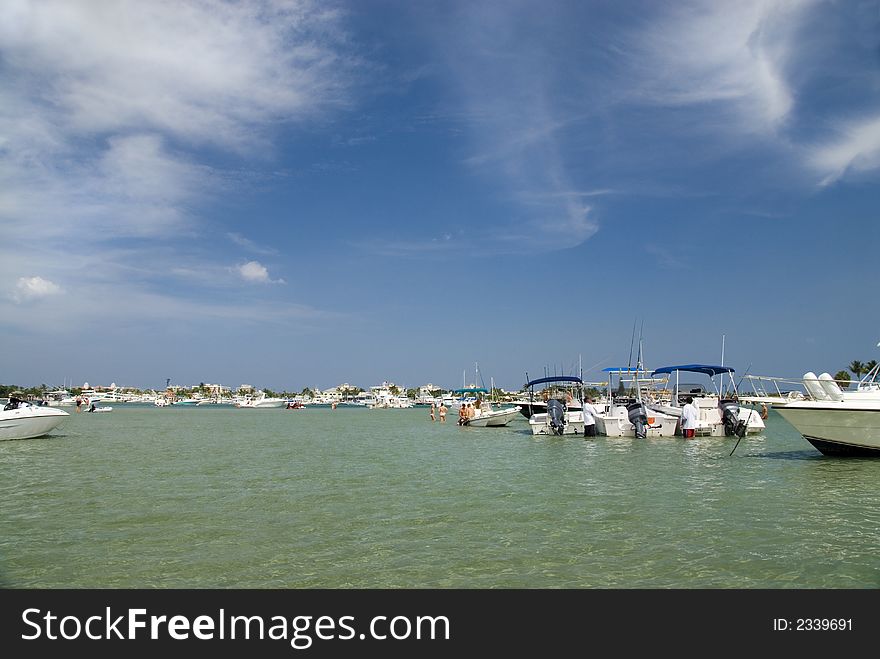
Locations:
43;389;71;407
594;367;679;438
234;393;286;408
449;386;488;410
774;399;880;456
648;364;765;437
773;365;880;456
366;382;414;408
528;408;585;435
463;403;521;427
595;402;679;438
649;397;763;436
523;376;586;436
1;398;69;440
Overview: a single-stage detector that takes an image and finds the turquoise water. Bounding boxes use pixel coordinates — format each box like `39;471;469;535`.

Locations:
2;405;879;588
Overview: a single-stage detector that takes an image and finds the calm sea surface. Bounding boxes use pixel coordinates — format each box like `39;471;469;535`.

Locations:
2;404;879;588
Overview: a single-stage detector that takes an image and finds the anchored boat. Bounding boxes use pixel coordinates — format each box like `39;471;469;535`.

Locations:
1;397;69;441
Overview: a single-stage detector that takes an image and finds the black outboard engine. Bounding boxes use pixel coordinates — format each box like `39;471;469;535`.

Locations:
719;399;747;437
627;401;648;439
547;398;566;435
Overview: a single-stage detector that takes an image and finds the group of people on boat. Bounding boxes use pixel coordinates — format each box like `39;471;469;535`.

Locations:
3;396;27;411
457;400;481;425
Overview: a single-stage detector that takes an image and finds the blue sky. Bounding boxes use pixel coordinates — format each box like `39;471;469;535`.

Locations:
1;0;879;393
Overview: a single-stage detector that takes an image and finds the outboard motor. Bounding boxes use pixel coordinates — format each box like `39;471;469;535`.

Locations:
627;401;648;439
547;398;566;435
719;399;747;438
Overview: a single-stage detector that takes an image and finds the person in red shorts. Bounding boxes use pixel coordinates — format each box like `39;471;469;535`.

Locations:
681;396;698;438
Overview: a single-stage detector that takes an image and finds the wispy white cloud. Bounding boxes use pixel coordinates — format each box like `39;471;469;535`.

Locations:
629;0;811;133
352;233;458;258
623;1;880;188
355;200;597;258
645;245;685;270
520;189;617;201
431;3;601;253
0;130;207;240
0;0;351;331
808;115;880;187
0;0;352;150
0;279;339;338
236;261;285;284
0;1;354;234
10;276;62;303
227;232;279;256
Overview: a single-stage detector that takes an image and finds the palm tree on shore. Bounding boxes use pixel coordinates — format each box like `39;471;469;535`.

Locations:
834;370;852;390
849;360;865;379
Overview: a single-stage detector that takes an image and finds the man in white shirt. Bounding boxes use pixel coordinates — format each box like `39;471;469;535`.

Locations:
582;397;600;437
681;396;698;439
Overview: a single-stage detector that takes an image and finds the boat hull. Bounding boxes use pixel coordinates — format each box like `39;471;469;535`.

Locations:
0;406;69;441
595;406;678;437
464;407;520;427
650;404;765;436
528;411;585;436
802;436;880;457
235;398;287;408
775;405;880;456
595;417;679;437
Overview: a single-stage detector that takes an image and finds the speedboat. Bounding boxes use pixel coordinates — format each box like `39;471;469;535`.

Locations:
449;387;488;410
773;366;880;456
595;402;679;438
234;393;286;408
463;402;521;427
594;367;678;438
774;398;880;456
648;364;765;437
1;398;69;440
523;376;586;436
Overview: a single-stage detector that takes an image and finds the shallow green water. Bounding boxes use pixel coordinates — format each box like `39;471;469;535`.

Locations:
2;405;879;588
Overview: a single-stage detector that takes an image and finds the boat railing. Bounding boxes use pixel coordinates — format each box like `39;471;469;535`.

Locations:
740;374;809;399
857;363;880;391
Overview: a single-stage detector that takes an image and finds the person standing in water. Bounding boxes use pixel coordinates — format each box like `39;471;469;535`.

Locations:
681;397;698;439
582;398;600;437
